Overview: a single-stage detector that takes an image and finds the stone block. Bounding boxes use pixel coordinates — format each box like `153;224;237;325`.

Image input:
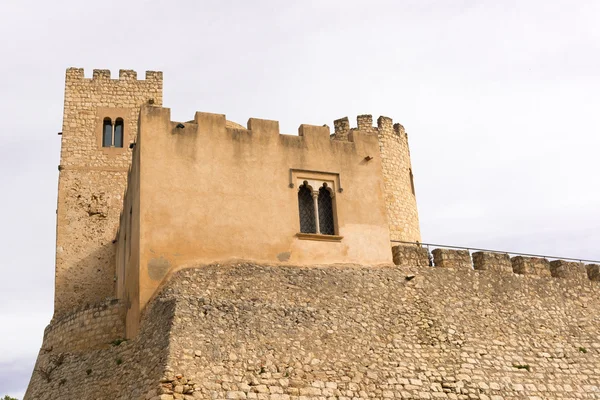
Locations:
549;260;587;280
472;252;512;273
432;249;472;269
511;256;551;277
392;245;430;267
586;264;600;281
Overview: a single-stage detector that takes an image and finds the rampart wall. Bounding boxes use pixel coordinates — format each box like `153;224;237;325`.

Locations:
24;295;174;400
26;257;600;399
55;68;162;317
42;299;125;353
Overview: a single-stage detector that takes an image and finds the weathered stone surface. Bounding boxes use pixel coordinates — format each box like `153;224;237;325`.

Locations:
549;260;587;280
472;251;512;273
432;249;472;269
511;256;551;276
43;299;125;353
587;264;600;281
392;244;430;267
27;262;600;399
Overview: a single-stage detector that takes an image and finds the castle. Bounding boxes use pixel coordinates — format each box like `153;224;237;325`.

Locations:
25;69;600;400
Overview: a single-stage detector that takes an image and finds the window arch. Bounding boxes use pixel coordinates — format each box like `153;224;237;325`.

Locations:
318;184;335;235
114;118;124;148
298;182;316;234
102;118;113;147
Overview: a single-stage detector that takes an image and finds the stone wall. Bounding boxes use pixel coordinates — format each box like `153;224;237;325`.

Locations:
24;293;174;400
392;244;430;267
55;68;163;317
42;299;125;353
26;261;600;399
549;260;588;280
432;248;472;269
333;115;421;243
588;264;600;281
511;256;551;277
472;251;513;273
160;263;600;400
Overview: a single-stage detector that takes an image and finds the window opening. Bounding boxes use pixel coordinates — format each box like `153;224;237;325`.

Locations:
114;118;124;148
409;169;415;196
102;118;112;147
298;182;316;234
318;184;335;235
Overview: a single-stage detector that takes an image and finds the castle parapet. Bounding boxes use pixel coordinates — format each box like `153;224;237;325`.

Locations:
549;260;587;280
472;251;512;273
432;249;472;269
511;256;551;277
392;244;429;267
587;264;600;281
65;67;163;83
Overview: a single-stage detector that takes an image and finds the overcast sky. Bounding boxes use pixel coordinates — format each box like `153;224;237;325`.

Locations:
1;0;599;397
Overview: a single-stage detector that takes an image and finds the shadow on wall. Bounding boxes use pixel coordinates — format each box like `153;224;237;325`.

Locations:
55;242;117;318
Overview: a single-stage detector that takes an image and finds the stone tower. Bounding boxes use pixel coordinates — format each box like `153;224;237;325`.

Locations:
333;115;421;243
54;68;162;317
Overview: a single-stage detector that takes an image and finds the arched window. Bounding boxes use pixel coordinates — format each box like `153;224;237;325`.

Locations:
318;184;335;235
114;118;124;148
298;182;315;234
102;118;112;147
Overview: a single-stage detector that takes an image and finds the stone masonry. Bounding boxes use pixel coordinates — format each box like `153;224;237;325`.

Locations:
333;116;421;243
511;256;551;277
392;244;430;267
25;262;600;399
55;68;162;317
472;252;513;273
432;248;472;269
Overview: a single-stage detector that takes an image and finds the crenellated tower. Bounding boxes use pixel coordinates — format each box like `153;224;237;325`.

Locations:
333;115;421;243
54;68;162;317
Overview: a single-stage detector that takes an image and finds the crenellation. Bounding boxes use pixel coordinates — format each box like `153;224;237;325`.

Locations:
357;114;373;130
549;260;588;280
246;117;279;135
333;116;350;133
118;69;137;80
511;256;551;277
472;251;513;273
393;122;406;137
432;248;472;269
145;70;163;81
298;123;330;142
587;264;600;281
377;115;393;130
92;69;111;80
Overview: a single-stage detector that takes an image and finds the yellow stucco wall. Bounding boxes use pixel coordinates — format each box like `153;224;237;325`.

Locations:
122;106;396;334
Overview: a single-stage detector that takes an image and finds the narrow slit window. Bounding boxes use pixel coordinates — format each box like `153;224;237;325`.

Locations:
102;118;113;147
318;184;335;235
409;169;415;196
114;118;124;148
298;182;316;234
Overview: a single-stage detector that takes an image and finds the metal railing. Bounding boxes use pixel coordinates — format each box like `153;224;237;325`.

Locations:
391;240;600;264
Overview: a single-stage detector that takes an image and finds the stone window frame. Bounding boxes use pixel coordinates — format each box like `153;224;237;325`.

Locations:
291;169;343;242
96;107;130;155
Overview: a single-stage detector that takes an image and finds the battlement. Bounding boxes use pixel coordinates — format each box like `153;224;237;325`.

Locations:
140;107;389;148
394;245;600;283
332;114;408;140
65;67;163;82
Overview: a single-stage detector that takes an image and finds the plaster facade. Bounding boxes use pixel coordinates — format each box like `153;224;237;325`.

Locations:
117;106;411;335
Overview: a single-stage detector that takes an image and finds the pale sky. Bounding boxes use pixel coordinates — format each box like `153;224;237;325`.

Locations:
1;0;599;397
